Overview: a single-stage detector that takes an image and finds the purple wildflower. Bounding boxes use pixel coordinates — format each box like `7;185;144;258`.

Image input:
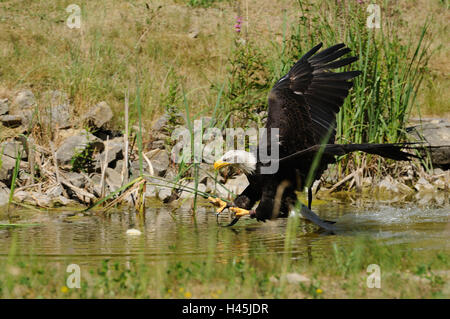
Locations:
234;16;242;33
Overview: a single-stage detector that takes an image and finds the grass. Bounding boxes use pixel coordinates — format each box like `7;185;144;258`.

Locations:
0;0;447;136
0;230;448;298
0;0;447;188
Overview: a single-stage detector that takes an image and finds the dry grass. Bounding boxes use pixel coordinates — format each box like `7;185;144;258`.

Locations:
0;0;448;133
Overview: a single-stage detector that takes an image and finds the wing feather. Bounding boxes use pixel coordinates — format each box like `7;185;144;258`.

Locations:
269;43;361;149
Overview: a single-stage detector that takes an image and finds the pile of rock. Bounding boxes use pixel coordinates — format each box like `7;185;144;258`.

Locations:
0;90;242;208
1;89;449;208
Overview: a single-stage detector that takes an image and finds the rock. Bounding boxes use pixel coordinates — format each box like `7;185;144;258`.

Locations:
414;177;435;192
64;172;87;188
105;167;122;192
47;185;63;198
179;182;206;198
95;138;124;169
145;184;157;197
0;182;10;206
197;163;213;185
126;228;142;236
224;174;249;195
284;273;310;285
164;167;178;180
0;115;22;128
415;191;434;205
188;29;199;38
0;154;15;184
13;190;29;202
157;186;173;202
408;119;450;169
151;140;165;149
83;101;113;129
10;90;36;127
322;164;339;185
378;175;412;194
145;149;170;176
90;174;103;197
13;90;35;109
1;141;27;160
0;98;9;115
53;196;73;206
56;131;103;166
434;177;447;190
28;192;51;207
206;178;229;198
41;90;71;128
151;114;169;132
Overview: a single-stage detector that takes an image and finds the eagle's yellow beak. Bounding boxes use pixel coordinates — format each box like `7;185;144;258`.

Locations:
214;160;230;171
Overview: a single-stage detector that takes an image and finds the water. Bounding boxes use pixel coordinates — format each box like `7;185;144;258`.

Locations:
0;198;448;265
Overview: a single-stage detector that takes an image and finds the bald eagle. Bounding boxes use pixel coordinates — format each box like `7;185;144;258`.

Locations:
210;43;419;228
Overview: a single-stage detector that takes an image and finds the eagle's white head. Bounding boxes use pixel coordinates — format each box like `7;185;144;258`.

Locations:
213;150;257;175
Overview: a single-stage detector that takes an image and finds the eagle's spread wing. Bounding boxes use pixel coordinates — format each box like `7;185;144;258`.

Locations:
266;43;361;157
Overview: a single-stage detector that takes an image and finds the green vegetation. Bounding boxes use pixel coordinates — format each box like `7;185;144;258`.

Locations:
1;224;448;298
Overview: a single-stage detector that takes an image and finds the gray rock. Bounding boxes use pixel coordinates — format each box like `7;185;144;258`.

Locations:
378;175;400;193
0;154;15;183
151;114;169;132
414;177;434;192
224;174;249;195
145;184;157;198
47;185;63;198
56;131;103;166
41;90;71;128
13;90;35;110
145;149;170;176
0;98;9;115
408;119;450;169
151;140;166;149
9;90;36;128
95;138;124;169
1;141;27;160
29;192;51;207
179;182;206;198
197;163;213;185
0;115;22;128
83;101;113;129
53;196;73;206
90;174;103;197
106;167;122;192
157;186;173;202
164;167;178;180
0;182;10;207
64;172;86;188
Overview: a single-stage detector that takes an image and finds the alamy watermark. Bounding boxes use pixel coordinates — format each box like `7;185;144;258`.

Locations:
366;264;381;288
66;263;81;289
367;4;381;29
170;121;280;174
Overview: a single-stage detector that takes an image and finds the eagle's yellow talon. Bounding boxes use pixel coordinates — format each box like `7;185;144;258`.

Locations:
208;197;228;214
229;207;250;217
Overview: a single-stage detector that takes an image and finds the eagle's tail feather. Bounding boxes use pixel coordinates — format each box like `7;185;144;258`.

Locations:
326;143;421;161
279;143;424;164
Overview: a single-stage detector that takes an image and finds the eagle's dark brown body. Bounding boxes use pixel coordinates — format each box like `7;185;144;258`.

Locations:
232;43;418;222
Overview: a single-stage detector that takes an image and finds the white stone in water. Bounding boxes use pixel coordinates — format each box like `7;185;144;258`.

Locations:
126;228;142;236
